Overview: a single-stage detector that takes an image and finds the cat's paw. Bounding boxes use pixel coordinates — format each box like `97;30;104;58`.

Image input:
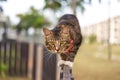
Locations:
57;60;65;67
65;61;73;68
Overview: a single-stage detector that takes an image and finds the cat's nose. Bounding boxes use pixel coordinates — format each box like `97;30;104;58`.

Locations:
55;47;59;51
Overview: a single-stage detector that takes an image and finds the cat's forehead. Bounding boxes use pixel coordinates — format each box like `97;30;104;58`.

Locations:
52;27;61;32
51;28;61;36
52;35;61;40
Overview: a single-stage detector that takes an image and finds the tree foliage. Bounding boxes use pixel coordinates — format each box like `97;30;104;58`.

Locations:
44;0;62;11
17;6;50;30
44;0;93;14
43;0;103;15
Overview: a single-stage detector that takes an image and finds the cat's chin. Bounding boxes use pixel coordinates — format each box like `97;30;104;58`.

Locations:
57;60;73;68
55;51;67;54
47;50;60;54
54;51;62;54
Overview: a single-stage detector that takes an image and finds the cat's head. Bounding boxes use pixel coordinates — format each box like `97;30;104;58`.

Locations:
43;27;71;54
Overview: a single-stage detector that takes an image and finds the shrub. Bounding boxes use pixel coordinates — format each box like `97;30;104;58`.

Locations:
0;63;8;77
88;34;96;44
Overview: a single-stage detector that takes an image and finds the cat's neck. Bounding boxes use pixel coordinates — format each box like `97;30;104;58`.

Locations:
64;39;74;54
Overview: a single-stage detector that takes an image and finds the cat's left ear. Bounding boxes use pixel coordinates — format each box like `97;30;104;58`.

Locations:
43;27;52;36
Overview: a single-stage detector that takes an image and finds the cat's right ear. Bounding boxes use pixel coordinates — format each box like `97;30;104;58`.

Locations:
43;27;52;36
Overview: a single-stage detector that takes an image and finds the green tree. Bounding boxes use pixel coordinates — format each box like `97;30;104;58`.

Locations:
44;0;94;15
17;6;50;31
44;0;62;12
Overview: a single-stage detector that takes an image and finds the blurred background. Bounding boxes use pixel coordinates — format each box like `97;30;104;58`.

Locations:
0;0;120;80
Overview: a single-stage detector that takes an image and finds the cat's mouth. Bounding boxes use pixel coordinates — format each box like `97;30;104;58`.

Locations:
54;50;67;54
55;50;58;52
54;47;61;53
55;50;61;54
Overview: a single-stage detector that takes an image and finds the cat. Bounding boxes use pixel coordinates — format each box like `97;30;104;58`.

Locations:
43;14;82;68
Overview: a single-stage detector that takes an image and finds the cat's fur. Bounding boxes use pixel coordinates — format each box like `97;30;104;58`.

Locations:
43;14;82;67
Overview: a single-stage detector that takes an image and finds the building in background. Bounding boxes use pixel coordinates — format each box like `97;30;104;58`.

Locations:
82;16;120;44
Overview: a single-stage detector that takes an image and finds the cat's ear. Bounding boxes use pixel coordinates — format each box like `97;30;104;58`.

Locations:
43;27;52;36
61;27;69;34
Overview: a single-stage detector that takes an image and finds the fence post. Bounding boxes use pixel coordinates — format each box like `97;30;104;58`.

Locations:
28;43;34;79
35;45;43;80
60;65;74;80
56;55;60;80
56;55;74;80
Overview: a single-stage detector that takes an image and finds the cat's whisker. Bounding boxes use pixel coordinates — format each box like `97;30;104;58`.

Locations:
49;53;56;65
47;53;54;63
43;52;51;58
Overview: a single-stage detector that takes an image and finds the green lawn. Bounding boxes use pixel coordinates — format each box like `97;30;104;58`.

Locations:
0;77;29;80
73;43;120;80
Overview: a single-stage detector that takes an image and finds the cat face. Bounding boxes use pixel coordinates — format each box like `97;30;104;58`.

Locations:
43;27;71;54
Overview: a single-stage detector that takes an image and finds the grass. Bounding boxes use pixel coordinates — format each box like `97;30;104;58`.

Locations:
0;76;29;80
73;43;120;80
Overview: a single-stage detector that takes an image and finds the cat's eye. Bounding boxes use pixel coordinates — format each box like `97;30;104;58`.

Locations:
64;34;69;37
60;38;63;40
50;39;52;41
48;40;55;44
60;41;66;44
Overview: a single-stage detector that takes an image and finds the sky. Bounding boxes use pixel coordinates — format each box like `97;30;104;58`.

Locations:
79;0;120;26
0;0;45;24
0;0;120;27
